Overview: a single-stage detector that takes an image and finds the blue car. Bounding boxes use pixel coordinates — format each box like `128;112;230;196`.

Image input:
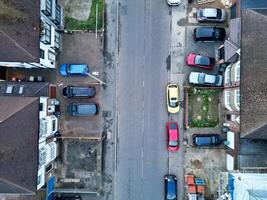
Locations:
165;175;177;200
60;64;89;76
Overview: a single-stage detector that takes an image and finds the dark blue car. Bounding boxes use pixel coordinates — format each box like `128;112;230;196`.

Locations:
165;175;177;200
192;134;221;146
60;64;89;76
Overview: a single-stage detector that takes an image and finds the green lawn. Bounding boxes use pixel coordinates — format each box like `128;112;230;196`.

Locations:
65;0;104;30
188;88;221;128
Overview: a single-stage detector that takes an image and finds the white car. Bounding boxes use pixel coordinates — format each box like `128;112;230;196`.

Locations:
189;72;223;86
167;0;182;6
197;8;227;22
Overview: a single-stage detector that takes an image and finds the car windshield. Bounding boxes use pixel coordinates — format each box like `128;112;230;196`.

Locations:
66;65;71;74
169;141;178;147
214;29;220;39
71;105;77;112
169;101;178;108
169;123;177;130
198;74;205;84
195;55;210;66
217;9;222;18
215;76;220;84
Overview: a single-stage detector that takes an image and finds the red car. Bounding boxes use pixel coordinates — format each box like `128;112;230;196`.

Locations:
186;53;215;70
166;122;179;151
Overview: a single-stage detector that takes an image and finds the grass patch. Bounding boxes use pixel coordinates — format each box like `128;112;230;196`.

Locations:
188;88;221;128
65;0;104;30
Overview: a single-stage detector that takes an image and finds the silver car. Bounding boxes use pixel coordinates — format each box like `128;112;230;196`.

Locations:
189;72;223;86
197;8;227;23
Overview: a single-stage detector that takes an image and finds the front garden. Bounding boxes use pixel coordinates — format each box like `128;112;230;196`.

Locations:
187;88;221;128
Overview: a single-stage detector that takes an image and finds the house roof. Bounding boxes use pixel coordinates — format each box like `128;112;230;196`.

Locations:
0;96;39;194
0;81;49;97
229;18;241;46
224;18;241;63
0;0;40;62
240;9;267;139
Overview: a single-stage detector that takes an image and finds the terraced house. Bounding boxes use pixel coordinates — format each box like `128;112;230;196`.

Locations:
0;0;63;70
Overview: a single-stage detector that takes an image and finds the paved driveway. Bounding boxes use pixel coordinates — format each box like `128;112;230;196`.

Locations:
57;32;104;137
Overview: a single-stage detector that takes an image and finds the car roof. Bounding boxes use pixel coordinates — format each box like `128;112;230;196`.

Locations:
203;8;217;17
195;27;214;38
195;55;210;66
204;74;216;84
168;85;178;98
166;177;176;198
70;64;88;74
76;103;97;115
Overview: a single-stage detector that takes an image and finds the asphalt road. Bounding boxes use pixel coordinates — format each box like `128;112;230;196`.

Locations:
115;0;172;199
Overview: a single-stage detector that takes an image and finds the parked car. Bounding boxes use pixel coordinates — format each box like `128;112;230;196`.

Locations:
197;8;227;22
63;86;96;98
166;122;179;151
194;27;226;42
60;64;89;76
164;175;177;200
55;194;81;200
189;72;223;86
186;53;215;70
166;84;179;113
167;0;182;6
192;134;221;146
67;103;98;116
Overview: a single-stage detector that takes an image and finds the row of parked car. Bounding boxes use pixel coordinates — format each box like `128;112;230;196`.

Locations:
59;64;99;117
164;7;227;199
187;7;227;87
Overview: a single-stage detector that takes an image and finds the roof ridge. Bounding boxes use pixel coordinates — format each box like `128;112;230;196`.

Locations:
247;8;267;20
0;28;37;60
0;97;38;123
0;177;35;194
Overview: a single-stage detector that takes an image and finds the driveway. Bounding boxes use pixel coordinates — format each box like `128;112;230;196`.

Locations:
57;32;104;137
55;32;105;193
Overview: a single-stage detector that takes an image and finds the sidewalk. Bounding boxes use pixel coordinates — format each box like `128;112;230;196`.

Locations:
169;1;187;200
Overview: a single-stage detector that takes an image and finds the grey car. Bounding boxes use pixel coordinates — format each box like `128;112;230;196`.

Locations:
189;72;223;86
197;8;227;23
67;103;98;116
62;86;96;98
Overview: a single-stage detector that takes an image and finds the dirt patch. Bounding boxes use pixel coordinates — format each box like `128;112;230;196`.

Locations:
59;0;92;20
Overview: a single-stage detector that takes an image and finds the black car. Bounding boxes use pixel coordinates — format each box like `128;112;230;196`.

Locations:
55;194;81;200
63;86;96;98
165;175;177;200
194;27;226;42
67;103;98;116
192;134;221;147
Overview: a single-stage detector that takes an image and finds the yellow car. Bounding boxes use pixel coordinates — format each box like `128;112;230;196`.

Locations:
167;84;179;113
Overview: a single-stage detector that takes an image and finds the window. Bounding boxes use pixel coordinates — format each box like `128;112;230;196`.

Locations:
224;65;231;84
40;49;45;59
39;147;47;166
45;0;52;16
235;89;240;109
235;62;240;81
18;86;24;94
48;51;56;61
39;103;44;111
54;31;60;49
6;85;13;94
224;90;233;111
52;119;56;132
44;22;51;44
55;4;61;25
